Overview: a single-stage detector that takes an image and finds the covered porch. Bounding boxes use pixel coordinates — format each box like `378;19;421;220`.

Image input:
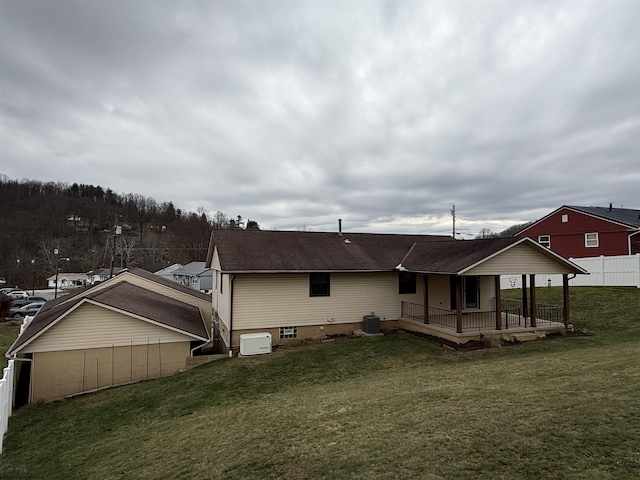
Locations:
399;276;571;343
392;237;587;343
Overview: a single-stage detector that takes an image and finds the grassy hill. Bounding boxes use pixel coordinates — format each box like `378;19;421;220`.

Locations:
1;287;639;479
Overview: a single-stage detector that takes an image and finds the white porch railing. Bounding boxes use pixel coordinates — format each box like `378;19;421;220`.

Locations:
0;359;15;454
501;254;640;289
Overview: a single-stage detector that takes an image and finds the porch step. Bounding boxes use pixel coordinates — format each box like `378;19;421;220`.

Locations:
502;332;545;342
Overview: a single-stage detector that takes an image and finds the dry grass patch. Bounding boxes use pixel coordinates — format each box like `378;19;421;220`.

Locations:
1;287;639;479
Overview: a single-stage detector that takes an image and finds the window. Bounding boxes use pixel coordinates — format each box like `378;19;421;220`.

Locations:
398;272;416;294
562;214;569;223
220;273;223;294
538;235;551;248
280;326;298;339
585;232;599;247
310;273;330;296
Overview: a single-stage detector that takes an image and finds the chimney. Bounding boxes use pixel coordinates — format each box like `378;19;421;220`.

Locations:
609;203;613;211
338;218;343;236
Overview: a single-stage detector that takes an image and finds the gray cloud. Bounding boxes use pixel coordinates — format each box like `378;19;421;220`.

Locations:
1;0;638;236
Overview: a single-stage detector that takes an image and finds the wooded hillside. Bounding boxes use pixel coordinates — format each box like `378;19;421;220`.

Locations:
0;176;258;288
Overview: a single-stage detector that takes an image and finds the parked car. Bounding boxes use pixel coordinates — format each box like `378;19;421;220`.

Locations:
0;277;6;284
7;290;28;299
0;287;19;295
10;296;47;308
9;302;45;319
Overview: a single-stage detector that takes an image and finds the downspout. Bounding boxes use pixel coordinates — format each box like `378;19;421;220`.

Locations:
227;274;236;353
190;341;208;357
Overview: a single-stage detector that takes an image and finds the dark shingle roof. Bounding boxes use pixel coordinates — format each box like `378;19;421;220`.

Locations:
568;206;640;228
210;230;585;276
211;229;455;272
141;262;171;273
402;237;522;273
8;280;209;356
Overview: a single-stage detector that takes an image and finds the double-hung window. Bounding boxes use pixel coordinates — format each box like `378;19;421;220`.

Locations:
398;272;416;294
538;235;551;248
585;233;599;248
310;273;330;297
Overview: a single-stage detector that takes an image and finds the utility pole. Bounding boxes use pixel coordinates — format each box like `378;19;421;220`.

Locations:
109;214;121;278
451;204;456;238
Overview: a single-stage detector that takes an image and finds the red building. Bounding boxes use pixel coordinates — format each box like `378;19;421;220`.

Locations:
517;205;640;258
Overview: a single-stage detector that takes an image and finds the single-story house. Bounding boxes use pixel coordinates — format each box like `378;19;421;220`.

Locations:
86;267;127;284
6;268;212;404
172;262;212;293
47;273;88;289
154;263;183;282
205;229;587;352
517;205;640;258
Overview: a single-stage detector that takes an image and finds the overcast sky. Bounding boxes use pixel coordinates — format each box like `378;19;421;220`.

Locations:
1;0;638;236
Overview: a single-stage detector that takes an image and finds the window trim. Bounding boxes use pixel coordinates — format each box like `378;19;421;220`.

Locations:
585;232;599;248
538;235;551;248
309;273;330;297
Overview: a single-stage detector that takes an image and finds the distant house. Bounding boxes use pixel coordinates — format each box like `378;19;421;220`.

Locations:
46;273;87;290
141;262;171;273
86;267;126;284
517;205;640;258
172;262;212;293
154;263;182;282
6;268;212;404
205;229;586;353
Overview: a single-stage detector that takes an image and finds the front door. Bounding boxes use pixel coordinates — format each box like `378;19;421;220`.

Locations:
450;276;480;309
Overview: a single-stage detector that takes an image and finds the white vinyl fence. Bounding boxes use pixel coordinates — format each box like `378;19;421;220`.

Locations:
0;359;15;454
501;254;640;290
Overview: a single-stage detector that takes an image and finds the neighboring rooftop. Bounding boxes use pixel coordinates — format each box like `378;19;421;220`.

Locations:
567;205;640;228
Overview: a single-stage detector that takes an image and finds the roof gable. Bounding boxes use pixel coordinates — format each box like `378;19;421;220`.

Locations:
7;281;209;356
518;205;640;236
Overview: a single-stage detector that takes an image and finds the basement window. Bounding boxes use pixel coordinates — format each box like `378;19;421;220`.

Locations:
280;326;298;339
585;232;599;247
398;272;417;294
310;273;330;297
538;235;551;248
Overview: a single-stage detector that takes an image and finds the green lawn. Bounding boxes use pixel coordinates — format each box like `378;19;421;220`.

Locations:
0;321;20;370
1;287;639;479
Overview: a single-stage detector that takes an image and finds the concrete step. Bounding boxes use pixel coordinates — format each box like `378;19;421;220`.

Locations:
503;332;542;342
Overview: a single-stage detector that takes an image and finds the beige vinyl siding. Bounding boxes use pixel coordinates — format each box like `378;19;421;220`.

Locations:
464;243;575;275
426;275;451;309
23;303;195;354
211;248;221;271
216;273;231;330
30;342;189;403
232;272;419;330
472;276;496;311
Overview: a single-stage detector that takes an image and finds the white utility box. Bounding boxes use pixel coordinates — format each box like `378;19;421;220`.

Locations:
239;332;272;356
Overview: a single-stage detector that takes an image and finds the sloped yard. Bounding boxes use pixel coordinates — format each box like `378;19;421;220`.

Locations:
1;287;639;479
